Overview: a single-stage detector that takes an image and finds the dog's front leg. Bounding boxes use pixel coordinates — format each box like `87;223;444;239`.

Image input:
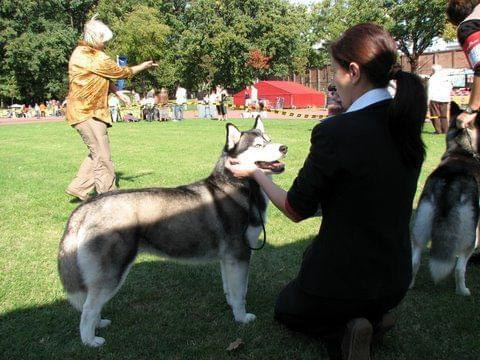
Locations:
476;222;480;249
220;260;232;306
223;259;256;323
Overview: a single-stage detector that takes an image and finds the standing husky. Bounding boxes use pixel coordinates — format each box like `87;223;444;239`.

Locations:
410;103;480;295
58;117;287;347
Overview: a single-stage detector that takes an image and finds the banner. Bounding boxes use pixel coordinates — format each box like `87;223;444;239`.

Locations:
117;55;128;91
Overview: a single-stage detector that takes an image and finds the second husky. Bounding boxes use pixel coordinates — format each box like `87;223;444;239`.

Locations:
410;103;480;295
58;118;287;347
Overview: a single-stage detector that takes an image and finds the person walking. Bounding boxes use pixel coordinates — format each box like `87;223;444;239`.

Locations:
226;23;427;359
65;15;157;201
428;64;453;134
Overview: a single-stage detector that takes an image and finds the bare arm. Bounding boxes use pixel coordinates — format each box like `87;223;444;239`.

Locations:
226;163;299;222
457;76;480;128
130;61;158;76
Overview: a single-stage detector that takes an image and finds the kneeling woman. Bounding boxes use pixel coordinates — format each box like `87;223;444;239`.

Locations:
226;23;426;359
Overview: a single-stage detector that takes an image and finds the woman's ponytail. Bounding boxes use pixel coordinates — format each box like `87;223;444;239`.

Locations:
388;70;427;168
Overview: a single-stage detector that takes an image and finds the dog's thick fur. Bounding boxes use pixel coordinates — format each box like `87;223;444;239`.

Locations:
58;118;287;347
410;103;480;295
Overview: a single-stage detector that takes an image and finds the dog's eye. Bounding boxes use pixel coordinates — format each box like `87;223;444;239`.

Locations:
254;144;263;148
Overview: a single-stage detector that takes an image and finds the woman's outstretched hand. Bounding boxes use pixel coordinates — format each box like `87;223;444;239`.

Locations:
225;157;259;179
141;60;158;71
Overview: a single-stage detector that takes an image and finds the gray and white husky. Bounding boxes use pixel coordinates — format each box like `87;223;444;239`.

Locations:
410;103;480;295
58;117;287;347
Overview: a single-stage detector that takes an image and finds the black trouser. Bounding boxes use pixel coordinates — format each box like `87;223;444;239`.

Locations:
274;279;405;339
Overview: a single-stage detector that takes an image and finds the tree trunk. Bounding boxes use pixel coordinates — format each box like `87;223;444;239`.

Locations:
409;56;418;74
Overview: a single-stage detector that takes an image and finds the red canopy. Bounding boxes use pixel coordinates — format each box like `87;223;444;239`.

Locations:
233;81;325;109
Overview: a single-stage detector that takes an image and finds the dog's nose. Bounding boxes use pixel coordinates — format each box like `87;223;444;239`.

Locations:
279;145;288;154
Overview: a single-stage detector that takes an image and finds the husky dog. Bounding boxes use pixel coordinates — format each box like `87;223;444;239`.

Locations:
410;103;480;295
58;117;287;347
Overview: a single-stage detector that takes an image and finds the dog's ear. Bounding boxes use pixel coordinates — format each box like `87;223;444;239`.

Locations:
254;115;264;133
450;101;462;119
226;123;241;151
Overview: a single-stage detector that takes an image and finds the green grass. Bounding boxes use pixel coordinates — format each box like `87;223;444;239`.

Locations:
0;118;479;359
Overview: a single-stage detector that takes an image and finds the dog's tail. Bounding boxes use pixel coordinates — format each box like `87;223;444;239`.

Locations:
428;175;478;283
58;209;88;311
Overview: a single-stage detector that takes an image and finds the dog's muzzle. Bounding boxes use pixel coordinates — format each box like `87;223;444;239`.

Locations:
255;145;287;173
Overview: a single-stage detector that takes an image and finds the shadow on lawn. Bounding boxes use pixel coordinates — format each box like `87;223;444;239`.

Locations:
115;171;153;187
1;233;479;359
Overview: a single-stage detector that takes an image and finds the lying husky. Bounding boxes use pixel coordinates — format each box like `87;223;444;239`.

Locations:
58;117;287;347
410;103;480;295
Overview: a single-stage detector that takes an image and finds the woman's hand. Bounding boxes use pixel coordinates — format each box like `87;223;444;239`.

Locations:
457;111;477;129
225;157;259;179
142;60;159;70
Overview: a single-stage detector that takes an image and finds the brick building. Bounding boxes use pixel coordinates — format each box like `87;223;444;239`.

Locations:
290;48;471;92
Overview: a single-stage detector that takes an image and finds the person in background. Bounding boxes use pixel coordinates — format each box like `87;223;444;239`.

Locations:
215;84;228;121
226;23;427;359
34;103;40;118
203;91;212;119
326;83;343;116
447;0;480;263
174;83;187;122
208;88;218;119
447;0;480;128
427;64;453;134
65;15;157;201
196;90;206;119
39;102;46;117
108;93;121;123
155;88;170;121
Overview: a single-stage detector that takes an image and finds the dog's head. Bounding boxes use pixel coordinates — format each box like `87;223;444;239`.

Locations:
225;116;287;174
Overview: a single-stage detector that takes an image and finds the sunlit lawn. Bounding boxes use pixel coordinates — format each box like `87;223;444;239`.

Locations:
0;118;478;359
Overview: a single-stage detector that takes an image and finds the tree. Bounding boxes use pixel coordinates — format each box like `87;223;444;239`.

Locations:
388;0;447;73
0;0;97;103
311;0;392;66
443;22;457;42
107;6;175;93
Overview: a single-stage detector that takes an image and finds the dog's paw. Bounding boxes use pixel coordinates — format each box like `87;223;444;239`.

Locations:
456;287;471;296
244;313;256;322
97;319;111;328
237;313;256;324
84;336;106;347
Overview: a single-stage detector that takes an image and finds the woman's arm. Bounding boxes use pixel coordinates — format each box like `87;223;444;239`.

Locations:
225;161;300;222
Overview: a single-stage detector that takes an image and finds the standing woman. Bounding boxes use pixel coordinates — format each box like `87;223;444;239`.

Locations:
65;16;157;201
226;23;427;359
215;85;228;121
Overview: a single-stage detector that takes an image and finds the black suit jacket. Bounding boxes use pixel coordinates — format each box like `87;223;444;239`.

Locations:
287;100;421;300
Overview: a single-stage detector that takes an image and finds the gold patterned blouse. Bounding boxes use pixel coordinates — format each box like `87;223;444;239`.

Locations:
66;42;132;126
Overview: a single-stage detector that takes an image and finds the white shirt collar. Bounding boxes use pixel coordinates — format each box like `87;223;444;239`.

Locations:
346;87;392;113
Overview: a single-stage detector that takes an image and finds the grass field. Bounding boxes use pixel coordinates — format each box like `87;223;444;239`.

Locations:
0;118;479;359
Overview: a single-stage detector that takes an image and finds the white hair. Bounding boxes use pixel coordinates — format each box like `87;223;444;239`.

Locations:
83;15;113;47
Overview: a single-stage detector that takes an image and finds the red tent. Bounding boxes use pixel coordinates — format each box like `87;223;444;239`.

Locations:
233;81;326;109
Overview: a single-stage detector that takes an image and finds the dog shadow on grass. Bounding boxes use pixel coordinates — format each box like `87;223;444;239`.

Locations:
115;171;153;188
1;234;479;359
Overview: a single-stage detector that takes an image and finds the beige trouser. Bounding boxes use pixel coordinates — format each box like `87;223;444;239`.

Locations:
67;118;116;198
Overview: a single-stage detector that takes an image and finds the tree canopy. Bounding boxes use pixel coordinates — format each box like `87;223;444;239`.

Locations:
0;0;456;104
